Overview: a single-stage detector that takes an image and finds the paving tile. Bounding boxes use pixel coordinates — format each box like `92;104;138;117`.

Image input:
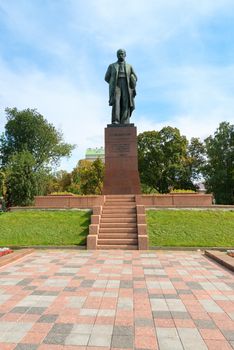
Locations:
0;250;233;350
37;314;58;323
221;330;234;341
65;333;90;346
67;296;86;308
135;318;154;326
21;331;46;344
199;299;224;313
187;281;203;290
42;332;67;345
205;340;233;349
113;325;134;336
80;279;95;288
135;335;158;349
194;319;216;329
0;332;27;343
166;299;187;312
177;327;208;349
156;327;183;350
98;309;116;317
92;324;113;334
171;311;191;319
117;297;133;310
200;328;225;340
27;307;46;315
88;333;112;347
120;280;133;288
14;345;38;350
10;307;30;314
50;322;73;334
71;324;93;334
111;335;134;348
79;308;98;316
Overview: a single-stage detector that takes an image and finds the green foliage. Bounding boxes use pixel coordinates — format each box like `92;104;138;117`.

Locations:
5;151;37;206
204;122;234;204
70;158;104;195
138;127;196;193
46;170;72;194
141;183;159;194
0;108;75;206
0;107;74;169
147;210;234;247
0;171;6;197
170;189;196;193
0;210;90;246
187;137;206;182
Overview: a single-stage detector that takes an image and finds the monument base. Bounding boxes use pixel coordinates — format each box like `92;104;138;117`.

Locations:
102;124;141;194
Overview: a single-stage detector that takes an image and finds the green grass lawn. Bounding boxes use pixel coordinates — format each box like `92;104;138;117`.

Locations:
0;210;91;246
147;210;234;247
0;209;233;248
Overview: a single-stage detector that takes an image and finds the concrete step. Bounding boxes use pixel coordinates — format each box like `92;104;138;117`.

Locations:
98;238;138;245
101;217;136;223
101;214;137;219
102;208;136;214
99;227;137;233
100;222;137;228
103;205;136;208
97;245;138;250
103;201;136;208
99;234;137;239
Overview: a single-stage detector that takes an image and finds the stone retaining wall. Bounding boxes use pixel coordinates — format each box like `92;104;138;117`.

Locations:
33;193;213;209
34;195;105;208
136;193;213;207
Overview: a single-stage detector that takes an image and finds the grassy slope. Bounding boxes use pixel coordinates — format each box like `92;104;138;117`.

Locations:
147;210;234;247
0;211;90;246
0;209;233;247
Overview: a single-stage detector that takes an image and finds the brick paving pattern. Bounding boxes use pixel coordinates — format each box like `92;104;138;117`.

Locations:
0;250;233;349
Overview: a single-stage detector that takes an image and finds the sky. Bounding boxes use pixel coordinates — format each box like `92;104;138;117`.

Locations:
0;0;234;171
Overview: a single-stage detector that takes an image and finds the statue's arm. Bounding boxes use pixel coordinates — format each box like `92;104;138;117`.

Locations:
131;66;137;81
104;65;112;83
130;65;137;91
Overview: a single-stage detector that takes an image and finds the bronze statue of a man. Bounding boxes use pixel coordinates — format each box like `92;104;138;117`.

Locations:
105;49;137;124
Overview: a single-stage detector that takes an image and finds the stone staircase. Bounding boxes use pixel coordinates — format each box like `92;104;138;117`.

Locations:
87;195;148;250
97;195;138;249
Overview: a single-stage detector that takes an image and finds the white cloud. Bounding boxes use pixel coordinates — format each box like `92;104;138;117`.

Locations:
136;64;234;140
0;59;108;171
70;0;234;50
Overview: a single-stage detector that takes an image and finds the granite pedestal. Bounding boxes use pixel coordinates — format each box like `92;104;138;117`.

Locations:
102;124;141;194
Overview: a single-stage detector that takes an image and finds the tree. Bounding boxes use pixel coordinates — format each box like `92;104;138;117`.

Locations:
204;122;234;204
0;107;75;205
0;170;6;197
138;127;195;193
5;151;37;206
45;170;72;194
0;107;74;169
70;158;104;195
187;137;206;183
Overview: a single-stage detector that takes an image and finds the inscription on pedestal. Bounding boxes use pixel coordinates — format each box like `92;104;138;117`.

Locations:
111;143;130;156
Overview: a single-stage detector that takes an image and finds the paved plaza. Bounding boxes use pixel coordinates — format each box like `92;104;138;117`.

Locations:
0;250;233;350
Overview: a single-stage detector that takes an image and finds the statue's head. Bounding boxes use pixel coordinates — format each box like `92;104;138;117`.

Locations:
117;49;126;62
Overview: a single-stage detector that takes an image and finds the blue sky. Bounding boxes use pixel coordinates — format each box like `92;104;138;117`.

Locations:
0;0;234;171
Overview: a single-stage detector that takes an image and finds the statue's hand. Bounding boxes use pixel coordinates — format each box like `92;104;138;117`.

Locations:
109;96;114;106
